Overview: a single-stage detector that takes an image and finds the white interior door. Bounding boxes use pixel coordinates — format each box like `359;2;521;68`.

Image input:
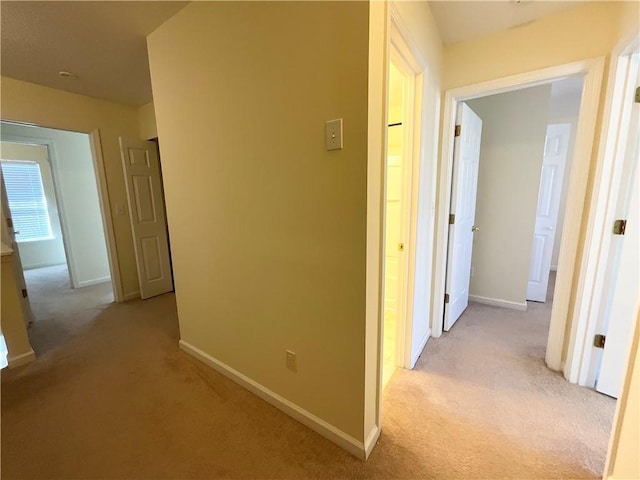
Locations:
444;102;482;331
527;123;571;302
119;138;173;299
596;118;639;398
0;173;34;325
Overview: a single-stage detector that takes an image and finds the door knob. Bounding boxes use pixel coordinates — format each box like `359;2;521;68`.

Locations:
472;226;480;232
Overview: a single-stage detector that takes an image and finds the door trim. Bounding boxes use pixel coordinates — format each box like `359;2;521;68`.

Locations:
570;34;640;387
388;33;422;372
432;57;605;377
0;125;123;302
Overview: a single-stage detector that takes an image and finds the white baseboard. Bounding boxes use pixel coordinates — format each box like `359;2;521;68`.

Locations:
8;349;36;368
469;295;528;311
75;276;111;288
23;261;66;270
179;340;369;459
364;424;380;460
123;290;141;301
410;328;431;368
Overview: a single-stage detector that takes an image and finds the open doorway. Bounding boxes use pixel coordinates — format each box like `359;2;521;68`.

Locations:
381;44;419;389
0;122;114;354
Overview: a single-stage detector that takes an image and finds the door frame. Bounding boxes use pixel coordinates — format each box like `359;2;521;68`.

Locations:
568;34;640;387
385;29;422;371
0;123;124;302
432;57;605;376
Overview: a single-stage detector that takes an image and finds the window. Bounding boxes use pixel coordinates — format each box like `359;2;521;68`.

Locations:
1;160;53;242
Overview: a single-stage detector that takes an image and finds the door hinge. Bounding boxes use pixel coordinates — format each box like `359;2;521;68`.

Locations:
7;218;13;229
449;214;455;225
21;288;28;298
635;86;640;103
398;242;405;252
454;125;461;137
613;219;627;235
444;293;450;304
594;334;606;349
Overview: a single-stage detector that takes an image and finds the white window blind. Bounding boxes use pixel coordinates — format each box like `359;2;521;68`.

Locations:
1;160;53;242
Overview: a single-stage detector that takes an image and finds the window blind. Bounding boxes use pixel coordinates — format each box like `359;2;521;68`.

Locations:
1;160;53;242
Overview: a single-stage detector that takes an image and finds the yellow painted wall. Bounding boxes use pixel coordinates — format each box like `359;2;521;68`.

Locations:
148;1;369;442
0;77;141;299
442;1;639;363
138;102;158;140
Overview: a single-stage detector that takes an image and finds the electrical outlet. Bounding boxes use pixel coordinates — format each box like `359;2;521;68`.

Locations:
285;350;297;373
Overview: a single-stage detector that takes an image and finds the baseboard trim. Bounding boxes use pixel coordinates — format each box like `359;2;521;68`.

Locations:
469;295;528;311
8;349;36;368
76;276;111;288
23;261;66;270
410;328;431;368
178;340;368;459
123;290;141;301
364;424;381;460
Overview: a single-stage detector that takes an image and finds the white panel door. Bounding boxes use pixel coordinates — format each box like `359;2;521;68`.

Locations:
527;123;571;302
119;138;173;299
444;103;482;331
596;135;639;398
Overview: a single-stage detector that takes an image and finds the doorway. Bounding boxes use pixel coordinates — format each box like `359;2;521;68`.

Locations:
0;122;115;354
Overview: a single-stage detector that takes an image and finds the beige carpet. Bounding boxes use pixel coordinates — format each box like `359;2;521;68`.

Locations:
1;275;615;479
23;264;114;355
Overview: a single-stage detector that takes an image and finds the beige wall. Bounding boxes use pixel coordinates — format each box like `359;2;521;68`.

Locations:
467;85;551;306
138;102;158;140
148;1;370;442
442;0;639;362
0;142;67;269
0;76;141;299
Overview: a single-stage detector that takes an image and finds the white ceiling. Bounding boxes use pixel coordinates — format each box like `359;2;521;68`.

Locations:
1;1;589;107
1;1;188;107
429;1;586;45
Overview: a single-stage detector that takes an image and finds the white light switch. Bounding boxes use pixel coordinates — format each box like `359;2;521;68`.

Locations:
326;118;343;151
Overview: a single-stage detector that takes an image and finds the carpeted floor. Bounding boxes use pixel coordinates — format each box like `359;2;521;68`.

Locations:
23;264;114;355
1;273;615;479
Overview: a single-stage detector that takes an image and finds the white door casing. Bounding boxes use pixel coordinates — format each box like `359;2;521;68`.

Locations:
527;123;571;302
444;103;482;331
596;114;639;398
119;138;173;299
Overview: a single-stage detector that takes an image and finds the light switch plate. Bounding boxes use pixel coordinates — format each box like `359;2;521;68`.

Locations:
326;118;343;151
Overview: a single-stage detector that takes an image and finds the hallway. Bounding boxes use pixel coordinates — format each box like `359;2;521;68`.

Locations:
1;288;614;479
23;264;113;354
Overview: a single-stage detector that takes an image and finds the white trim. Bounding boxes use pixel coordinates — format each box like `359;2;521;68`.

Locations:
179;340;370;460
468;295;528;311
75;275;111;288
364;425;381;460
8;349;35;367
123;290;141;301
387;30;423;373
410;328;430;368
550;265;558;272
432;58;605;379
567;36;640;387
22;261;66;270
89;130;124;303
